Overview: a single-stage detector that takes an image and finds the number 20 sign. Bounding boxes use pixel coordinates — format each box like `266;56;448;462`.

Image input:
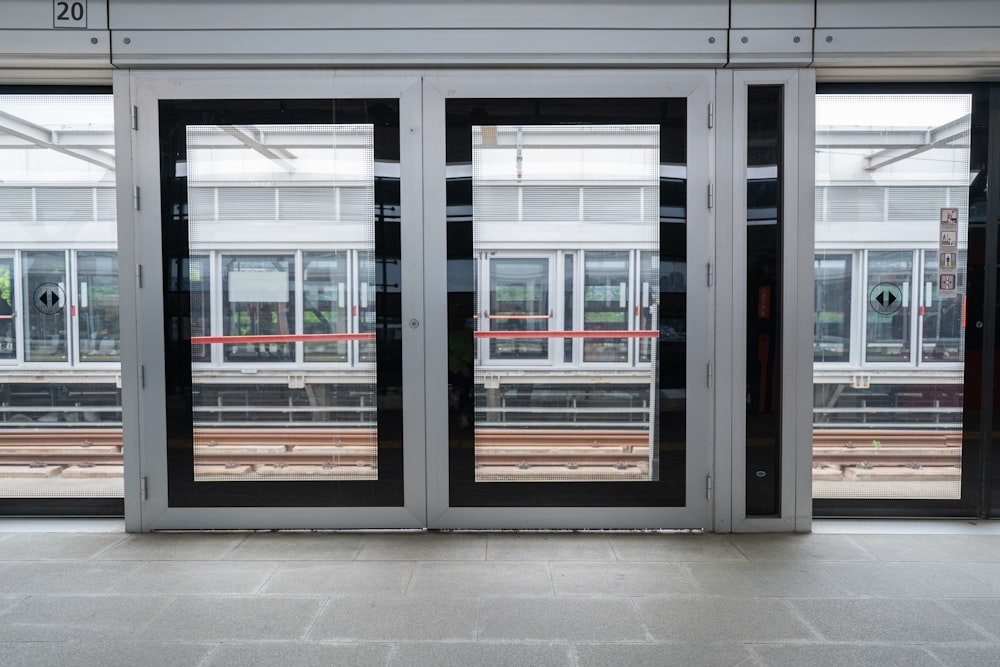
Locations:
53;0;87;28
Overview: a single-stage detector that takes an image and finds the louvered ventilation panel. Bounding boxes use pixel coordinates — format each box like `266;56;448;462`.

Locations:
217;187;275;221
887;187;947;221
0;188;32;221
825;186;885;223
35;188;93;222
278;187;336;221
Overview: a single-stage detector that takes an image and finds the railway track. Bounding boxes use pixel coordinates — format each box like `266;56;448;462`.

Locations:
0;426;963;476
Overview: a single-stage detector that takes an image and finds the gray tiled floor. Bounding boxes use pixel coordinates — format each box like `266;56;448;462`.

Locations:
0;523;1000;665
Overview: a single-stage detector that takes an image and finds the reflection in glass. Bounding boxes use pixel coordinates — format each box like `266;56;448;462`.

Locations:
814;93;970;501
186;124;377;482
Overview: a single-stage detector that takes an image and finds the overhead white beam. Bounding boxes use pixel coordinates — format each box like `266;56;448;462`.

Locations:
0;109;116;171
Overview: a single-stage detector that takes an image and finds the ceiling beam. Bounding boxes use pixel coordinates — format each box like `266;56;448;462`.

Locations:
0;109;115;171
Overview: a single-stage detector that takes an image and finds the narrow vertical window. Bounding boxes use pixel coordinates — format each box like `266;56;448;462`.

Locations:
746;86;783;515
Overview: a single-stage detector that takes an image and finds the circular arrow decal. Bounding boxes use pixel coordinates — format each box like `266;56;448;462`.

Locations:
32;282;66;315
869;282;903;315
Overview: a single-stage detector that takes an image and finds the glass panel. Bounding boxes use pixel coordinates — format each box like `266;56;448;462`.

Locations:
865;250;913;363
583;251;630;363
0;258;13;360
472;123;660;483
487;257;549;361
814;253;852;363
22;251;69;363
0;94;121;502
185;122;377;483
746;85;783;515
77;252;120;362
814;93;970;501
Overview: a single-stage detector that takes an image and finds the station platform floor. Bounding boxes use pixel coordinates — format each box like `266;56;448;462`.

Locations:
1;519;1000;666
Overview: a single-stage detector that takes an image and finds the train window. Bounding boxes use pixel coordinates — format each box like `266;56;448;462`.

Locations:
583;251;630;363
0;258;13;360
221;255;296;364
814;253;852;363
76;252;119;363
563;253;574;363
303;251;349;363
814;93;970;502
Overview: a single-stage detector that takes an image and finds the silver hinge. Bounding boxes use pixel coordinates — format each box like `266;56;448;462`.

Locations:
138;365;145;389
132;185;140;210
140;476;148;500
706;475;713;500
136;264;143;289
131;105;138;131
706;261;714;287
706;362;713;389
707;182;715;209
707;102;715;129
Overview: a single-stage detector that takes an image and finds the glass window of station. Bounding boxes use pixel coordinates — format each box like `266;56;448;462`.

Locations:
0;94;121;504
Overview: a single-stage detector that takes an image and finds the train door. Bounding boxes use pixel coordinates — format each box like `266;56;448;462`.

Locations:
480;254;556;365
128;72;425;529
425;71;714;529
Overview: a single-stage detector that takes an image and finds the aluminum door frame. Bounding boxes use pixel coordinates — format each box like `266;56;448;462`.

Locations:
121;70;426;530
422;70;716;529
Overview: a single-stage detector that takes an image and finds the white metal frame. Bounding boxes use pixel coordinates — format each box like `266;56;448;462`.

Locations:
422;70;716;529
723;69;815;533
121;70;426;530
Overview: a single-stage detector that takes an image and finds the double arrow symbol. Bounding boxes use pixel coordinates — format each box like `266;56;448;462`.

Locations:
875;290;897;308
38;291;60;308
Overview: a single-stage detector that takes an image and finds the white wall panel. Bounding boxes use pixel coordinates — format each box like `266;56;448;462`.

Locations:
0;30;110;70
108;29;728;67
107;0;729;30
729;29;812;66
817;0;1000;28
814;28;1000;69
0;0;109;72
731;0;813;28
